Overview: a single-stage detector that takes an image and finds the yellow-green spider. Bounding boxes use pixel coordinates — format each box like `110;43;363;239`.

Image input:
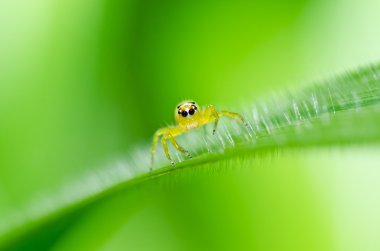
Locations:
150;100;248;169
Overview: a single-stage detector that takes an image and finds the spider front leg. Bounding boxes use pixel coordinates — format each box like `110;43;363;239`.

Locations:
150;126;190;170
168;135;192;159
162;130;191;166
161;135;175;166
151;128;167;168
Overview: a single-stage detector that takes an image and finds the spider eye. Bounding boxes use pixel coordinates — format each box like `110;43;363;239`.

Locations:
181;110;188;117
188;108;195;115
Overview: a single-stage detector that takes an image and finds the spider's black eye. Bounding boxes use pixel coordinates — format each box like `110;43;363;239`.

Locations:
188;108;195;115
178;110;181;114
181;110;188;117
194;106;197;110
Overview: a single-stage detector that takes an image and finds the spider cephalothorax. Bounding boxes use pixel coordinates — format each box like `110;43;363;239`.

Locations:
175;101;200;129
151;100;247;169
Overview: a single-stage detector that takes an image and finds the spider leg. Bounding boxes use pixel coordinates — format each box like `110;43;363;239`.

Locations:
202;105;220;134
202;105;248;135
168;135;192;159
220;110;249;126
151;126;187;170
151;128;167;169
161;135;175;166
212;116;219;135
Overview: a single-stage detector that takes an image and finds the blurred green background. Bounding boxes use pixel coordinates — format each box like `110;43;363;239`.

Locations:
1;0;380;250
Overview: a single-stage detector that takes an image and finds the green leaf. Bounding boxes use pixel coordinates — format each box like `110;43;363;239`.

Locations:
1;63;380;250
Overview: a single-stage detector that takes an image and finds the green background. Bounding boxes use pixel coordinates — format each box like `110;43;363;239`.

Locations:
1;0;380;250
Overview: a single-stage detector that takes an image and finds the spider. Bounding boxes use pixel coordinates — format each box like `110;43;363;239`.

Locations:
150;100;248;169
